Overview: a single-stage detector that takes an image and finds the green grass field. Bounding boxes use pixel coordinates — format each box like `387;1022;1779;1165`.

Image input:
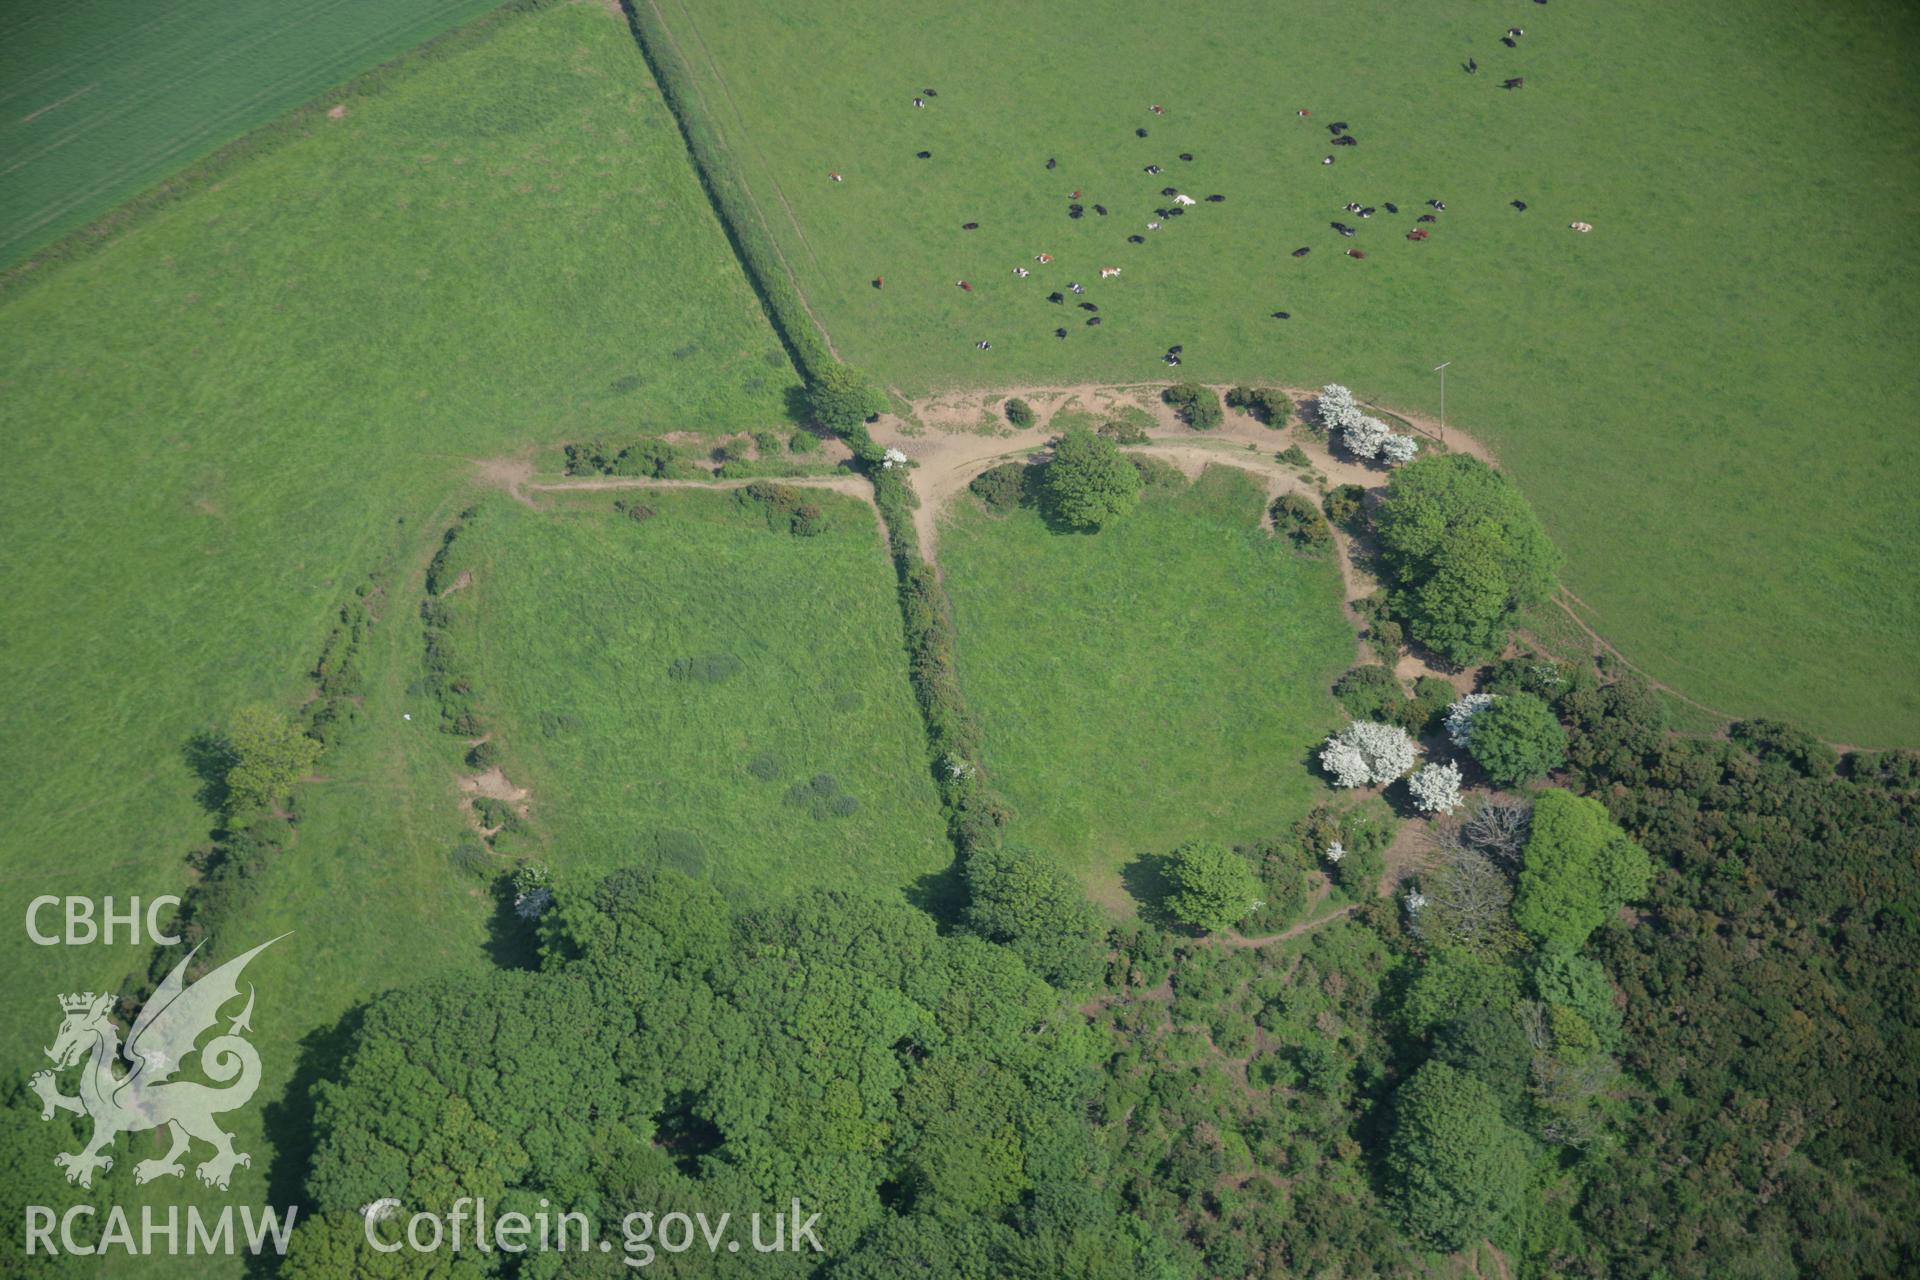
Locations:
0;6;801;1264
940;463;1355;910
648;0;1920;745
0;0;511;264
450;489;953;898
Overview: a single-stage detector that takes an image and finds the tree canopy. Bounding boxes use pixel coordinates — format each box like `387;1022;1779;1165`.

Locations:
1385;1061;1532;1250
1043;426;1141;530
964;843;1106;989
1467;691;1567;786
1164;841;1262;933
1512;788;1652;951
1373;455;1560;665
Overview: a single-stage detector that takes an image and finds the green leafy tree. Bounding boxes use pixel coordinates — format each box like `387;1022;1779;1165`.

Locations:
1386;1061;1532;1250
1468;692;1568;786
964;844;1106;988
221;704;322;811
1374;455;1561;665
1044;426;1142;530
1163;381;1224;430
1165;840;1262;933
1512;789;1653;950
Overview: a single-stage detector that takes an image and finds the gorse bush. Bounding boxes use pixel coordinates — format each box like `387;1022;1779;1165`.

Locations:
1164;380;1224;430
1323;483;1366;526
1003;397;1035;429
1271;491;1332;549
968;461;1028;514
1225;385;1291;425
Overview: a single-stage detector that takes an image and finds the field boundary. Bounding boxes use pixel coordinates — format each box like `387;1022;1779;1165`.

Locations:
617;0;840;378
0;0;557;296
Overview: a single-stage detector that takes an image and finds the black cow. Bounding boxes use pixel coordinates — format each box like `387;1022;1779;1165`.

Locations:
962;221;979;230
1047;292;1065;304
1271;311;1291;319
916;150;931;159
1292;247;1311;257
1206;194;1224;203
1128;235;1145;243
1179;152;1194;161
1332;135;1358;146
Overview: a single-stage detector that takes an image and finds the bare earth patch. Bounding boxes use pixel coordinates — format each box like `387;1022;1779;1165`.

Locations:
326;104;348;120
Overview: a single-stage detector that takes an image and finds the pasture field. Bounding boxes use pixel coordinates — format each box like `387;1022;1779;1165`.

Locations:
646;0;1920;745
939;463;1355;910
449;489;953;899
0;3;799;1260
0;0;507;265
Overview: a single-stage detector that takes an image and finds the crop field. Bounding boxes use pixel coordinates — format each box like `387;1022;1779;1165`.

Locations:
0;4;798;1258
647;0;1920;746
940;463;1355;909
446;489;953;899
0;0;508;264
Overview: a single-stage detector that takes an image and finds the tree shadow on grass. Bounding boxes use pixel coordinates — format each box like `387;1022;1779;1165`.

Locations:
250;1004;366;1275
483;883;541;972
906;857;967;931
182;729;235;813
1119;851;1185;930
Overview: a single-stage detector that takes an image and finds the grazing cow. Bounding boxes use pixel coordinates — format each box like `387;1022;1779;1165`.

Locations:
1145;164;1163;175
1507;27;1525;36
1069;282;1085;293
1136;127;1149;137
962;221;980;230
829;171;844;181
1345;248;1366;258
1179;152;1194;161
957;280;972;291
1100;266;1122;278
1047;292;1065;303
1128;234;1146;243
1569;221;1592;232
1297;108;1312;116
1147;220;1162;230
1466;57;1478;73
1174;194;1196;205
1360;207;1376;218
1069;208;1084;220
975;340;991;349
1346;202;1362;212
1036;252;1054;263
913;97;924;108
1161;186;1178;196
1087;316;1102;326
873;277;883;289
916;150;931;159
1323;155;1335;165
1333;135;1358;146
1046;157;1057;170
1292;247;1311;257
1272;311;1291;319
1155;207;1171;219
1168;345;1184;354
1329;121;1349;134
1332;221;1355;234
1094;204;1108;215
1511;200;1528;211
1070;190;1082;199
1055;328;1068;338
1417;214;1437;223
1502;36;1516;47
1206;194;1225;203
924;88;938;96
1385;201;1399;213
1407;228;1430;241
1502;77;1524;89
1427;199;1446;209
1164;355;1181;366
1013;267;1031;278
1079;302;1099;312
1150;104;1165;115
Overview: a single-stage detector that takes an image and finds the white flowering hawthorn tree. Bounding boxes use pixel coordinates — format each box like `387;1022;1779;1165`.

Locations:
1320;719;1418;788
1379;432;1420;464
1444;693;1496;748
881;446;909;469
1318;383;1418;464
1408;761;1465;815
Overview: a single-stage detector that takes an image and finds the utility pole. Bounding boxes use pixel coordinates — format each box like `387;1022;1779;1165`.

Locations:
1432;361;1452;444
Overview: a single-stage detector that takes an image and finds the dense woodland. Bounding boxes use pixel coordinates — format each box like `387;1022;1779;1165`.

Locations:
264;448;1919;1277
